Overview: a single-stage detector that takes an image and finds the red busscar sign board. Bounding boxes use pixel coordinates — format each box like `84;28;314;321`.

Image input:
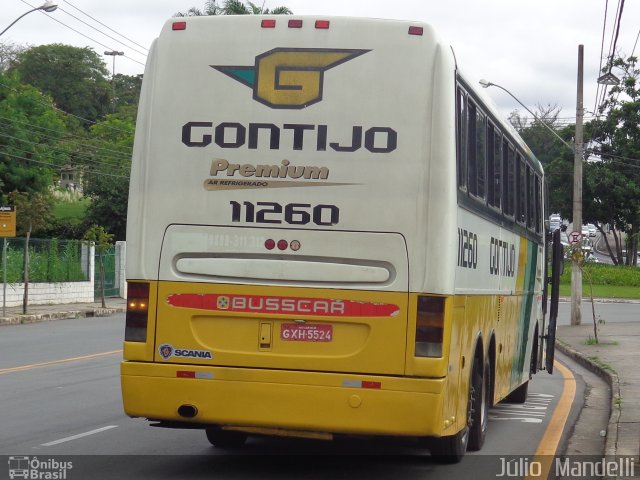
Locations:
167;293;400;317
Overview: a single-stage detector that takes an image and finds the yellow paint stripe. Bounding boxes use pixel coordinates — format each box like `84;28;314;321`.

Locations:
525;360;576;480
0;350;122;375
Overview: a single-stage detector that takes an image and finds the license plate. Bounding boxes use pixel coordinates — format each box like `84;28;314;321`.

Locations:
281;323;333;342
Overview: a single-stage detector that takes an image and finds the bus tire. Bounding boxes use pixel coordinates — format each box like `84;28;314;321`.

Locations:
467;359;488;451
505;380;529;404
429;426;468;463
205;428;247;449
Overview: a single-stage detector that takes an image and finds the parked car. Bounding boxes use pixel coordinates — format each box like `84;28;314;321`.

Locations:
587;223;596;237
581;225;589;237
549;214;561;232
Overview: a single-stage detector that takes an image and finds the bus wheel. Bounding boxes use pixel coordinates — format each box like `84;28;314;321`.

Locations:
505;380;529;404
205;428;247;449
467;359;488;451
429;426;468;463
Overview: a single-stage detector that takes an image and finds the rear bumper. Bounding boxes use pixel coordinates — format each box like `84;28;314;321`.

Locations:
121;361;447;437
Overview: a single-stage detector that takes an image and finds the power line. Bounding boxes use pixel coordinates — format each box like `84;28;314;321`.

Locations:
18;0;145;68
0;79;133;135
57;7;148;58
0;150;130;179
0;131;130;171
0;116;132;161
63;0;149;53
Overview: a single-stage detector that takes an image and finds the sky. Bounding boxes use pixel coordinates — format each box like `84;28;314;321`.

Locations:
2;0;640;125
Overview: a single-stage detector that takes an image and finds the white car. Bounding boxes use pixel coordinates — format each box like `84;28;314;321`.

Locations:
581;225;589;237
587;223;596;237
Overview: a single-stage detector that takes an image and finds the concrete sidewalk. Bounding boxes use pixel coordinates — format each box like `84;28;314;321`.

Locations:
0;298;126;326
0;296;637;465
556;315;640;462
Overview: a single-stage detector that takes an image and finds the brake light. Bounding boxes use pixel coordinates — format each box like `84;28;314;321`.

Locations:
315;20;330;29
125;282;150;342
172;21;187;31
408;26;423;36
288;19;303;28
415;296;445;357
261;19;276;28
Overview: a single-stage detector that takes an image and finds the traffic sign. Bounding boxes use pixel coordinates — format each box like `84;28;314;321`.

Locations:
569;231;582;244
0;205;16;237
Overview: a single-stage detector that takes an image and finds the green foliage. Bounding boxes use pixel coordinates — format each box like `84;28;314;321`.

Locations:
0;238;87;282
81;110;134;241
8;191;54;236
83;224;114;254
560;261;640;287
175;0;292;16
590;55;640;265
13;44;111;125
0;71;67;196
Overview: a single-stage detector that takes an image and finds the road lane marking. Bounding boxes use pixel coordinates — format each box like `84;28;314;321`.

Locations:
525;360;576;480
0;350;122;375
41;425;118;446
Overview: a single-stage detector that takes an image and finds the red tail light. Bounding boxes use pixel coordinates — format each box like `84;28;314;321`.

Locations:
125;282;150;342
415;296;445;357
261;19;276;28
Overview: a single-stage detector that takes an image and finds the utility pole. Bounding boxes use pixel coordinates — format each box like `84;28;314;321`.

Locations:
571;45;584;326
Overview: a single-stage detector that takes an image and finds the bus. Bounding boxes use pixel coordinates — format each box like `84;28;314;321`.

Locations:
121;15;559;461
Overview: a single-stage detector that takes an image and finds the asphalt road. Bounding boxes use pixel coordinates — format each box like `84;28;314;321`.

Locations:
556;299;638;325
0;312;609;480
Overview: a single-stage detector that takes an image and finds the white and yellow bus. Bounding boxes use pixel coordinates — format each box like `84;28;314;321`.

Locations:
122;15;558;461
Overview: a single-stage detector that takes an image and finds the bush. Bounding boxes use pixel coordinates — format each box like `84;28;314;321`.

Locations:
560;261;640;287
0;238;88;283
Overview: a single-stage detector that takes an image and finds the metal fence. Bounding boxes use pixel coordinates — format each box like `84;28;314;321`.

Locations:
0;237;91;283
94;245;120;298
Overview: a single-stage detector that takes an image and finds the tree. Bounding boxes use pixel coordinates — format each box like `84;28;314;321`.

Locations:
0;71;67;197
81;109;135;241
175;0;292;16
591;55;640;266
112;74;143;112
84;225;114;308
12;44;111;125
510;105;575;217
0;41;26;72
8;191;54;313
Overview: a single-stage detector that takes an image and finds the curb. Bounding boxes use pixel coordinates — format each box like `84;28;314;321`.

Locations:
0;307;125;327
555;339;621;458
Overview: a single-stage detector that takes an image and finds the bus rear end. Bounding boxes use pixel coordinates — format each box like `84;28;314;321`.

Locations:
122;16;459;444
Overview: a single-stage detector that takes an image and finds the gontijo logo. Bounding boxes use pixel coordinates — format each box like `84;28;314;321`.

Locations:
212;48;369;109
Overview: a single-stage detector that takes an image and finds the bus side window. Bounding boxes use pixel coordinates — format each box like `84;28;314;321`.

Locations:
475;111;486;200
467;101;477;196
535;174;542;233
487;124;501;210
467;101;487;201
502;142;515;218
526;164;534;230
456;88;468;191
516;153;526;225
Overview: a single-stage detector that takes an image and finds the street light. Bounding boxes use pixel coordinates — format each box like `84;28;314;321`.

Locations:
0;1;58;37
104;50;125;78
104;51;124;112
478;79;574;152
